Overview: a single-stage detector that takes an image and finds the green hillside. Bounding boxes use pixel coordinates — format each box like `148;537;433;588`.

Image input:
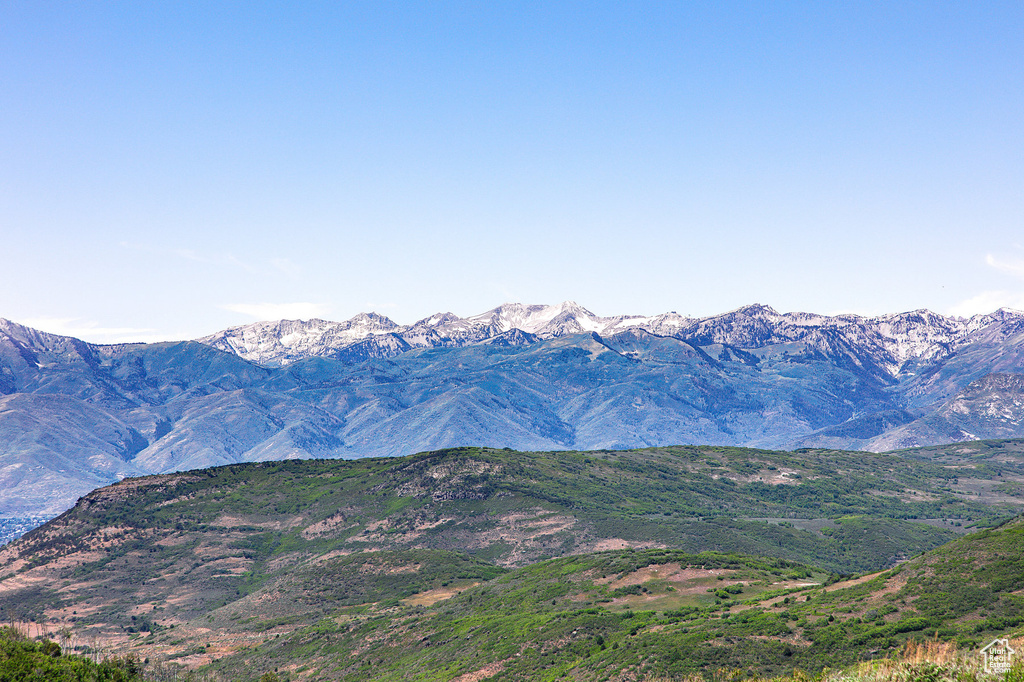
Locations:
799;514;1024;653
204;518;1024;680
210;548;827;681
0;443;1023;679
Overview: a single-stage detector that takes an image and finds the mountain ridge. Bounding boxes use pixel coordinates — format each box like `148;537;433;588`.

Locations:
194;302;1024;375
4;302;1024;517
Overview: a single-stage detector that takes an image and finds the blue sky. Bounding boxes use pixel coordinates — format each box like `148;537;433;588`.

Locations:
2;2;1022;342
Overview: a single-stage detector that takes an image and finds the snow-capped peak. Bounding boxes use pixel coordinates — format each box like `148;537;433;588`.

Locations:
467;301;600;335
194;302;1024;373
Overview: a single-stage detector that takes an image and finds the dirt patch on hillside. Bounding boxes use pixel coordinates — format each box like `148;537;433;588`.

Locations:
214;514;305;530
872;572;909;598
402;583;480;607
347;515;457;544
589;538;667;552
301;512;357;538
713;470;803;486
426;460;500;479
596;563;735;591
448;511;578;565
0;569;52;595
744;469;804;485
451;659;509;682
823;571;886;593
349;508;579;566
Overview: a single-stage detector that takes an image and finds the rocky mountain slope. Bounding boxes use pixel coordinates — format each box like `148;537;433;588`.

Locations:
4;303;1024;516
1;445;1023;680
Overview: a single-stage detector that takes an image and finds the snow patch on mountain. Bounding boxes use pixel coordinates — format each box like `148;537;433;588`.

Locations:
195;302;1024;376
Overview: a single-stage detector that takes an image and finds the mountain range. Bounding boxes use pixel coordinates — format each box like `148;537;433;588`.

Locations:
3;301;1024;516
199;301;1007;374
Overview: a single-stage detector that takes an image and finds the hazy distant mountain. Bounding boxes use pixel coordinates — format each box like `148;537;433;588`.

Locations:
3;302;1024;515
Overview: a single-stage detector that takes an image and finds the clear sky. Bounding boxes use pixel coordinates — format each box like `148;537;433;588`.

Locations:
2;2;1022;343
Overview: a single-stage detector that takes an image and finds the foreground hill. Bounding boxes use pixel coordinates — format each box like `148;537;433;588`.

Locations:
196;517;1024;680
4;303;1024;516
1;445;1023;679
2;447;1024;679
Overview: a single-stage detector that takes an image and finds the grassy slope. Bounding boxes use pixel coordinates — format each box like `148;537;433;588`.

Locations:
800;515;1024;653
209;519;1024;681
0;443;1023;678
214;548;825;681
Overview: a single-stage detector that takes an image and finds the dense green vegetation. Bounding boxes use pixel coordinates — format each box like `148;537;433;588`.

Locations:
0;627;143;681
